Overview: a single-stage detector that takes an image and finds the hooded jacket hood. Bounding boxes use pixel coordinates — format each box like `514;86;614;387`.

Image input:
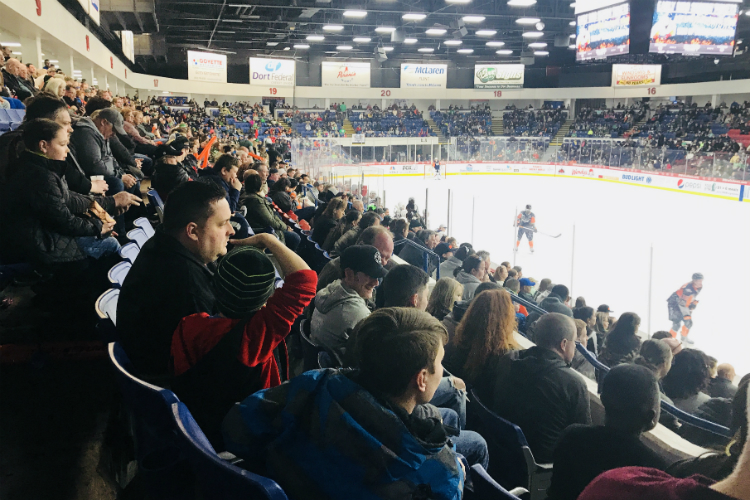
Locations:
315;279;364;314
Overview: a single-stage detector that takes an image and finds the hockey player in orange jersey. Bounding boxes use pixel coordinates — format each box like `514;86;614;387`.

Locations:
667;273;703;345
514;204;537;253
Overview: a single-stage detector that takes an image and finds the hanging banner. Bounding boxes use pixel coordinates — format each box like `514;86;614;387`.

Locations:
322;61;371;88
187;51;227;83
474;64;524;89
250;58;295;87
89;0;100;25
400;63;447;89
121;31;134;63
612;64;662;87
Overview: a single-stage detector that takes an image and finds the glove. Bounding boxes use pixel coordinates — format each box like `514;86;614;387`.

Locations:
533;226;538;233
689;303;697;310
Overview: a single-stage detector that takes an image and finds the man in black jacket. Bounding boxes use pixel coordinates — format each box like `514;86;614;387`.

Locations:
489;312;591;463
1;59;37;100
117;181;235;375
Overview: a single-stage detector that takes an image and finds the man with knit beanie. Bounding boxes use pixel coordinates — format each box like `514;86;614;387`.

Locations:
171;232;317;447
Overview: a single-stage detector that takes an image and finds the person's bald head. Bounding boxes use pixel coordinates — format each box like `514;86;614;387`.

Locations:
358;226;394;266
5;58;23;76
602;364;661;434
718;363;736;382
242;168;259;182
534;313;577;363
352;200;365;213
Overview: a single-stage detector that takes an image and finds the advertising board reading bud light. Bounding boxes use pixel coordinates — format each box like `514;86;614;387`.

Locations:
187;51;227;83
400;64;448;89
473;64;524;89
250;58;296;87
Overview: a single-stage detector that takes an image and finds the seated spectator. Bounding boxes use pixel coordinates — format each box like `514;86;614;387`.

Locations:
540;284;573;316
2;58;37;100
241;170;299;250
493;264;508;284
171;234;315;447
518;277;536;302
662;348;714;414
268;177;294;213
442;281;501;340
574;306;599;354
548;364;667;500
118;181;234;375
445;289;518;399
533;278;552;302
151;142;190;199
380;264;430;309
331;211;381;257
202;154;242;212
571;319;596;381
390;218;409;245
599;312;643;368
709;364;739;399
311;245;386;360
454;255;486;301
311;197;346;245
223;308;467;500
399;229;439;275
634;339;679;430
316;226;394;292
426;277;463;322
488;313;591;463
434;242;455;268
322;209;360;252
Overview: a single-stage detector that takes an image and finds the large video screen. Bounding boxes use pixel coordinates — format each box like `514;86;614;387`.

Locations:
650;1;738;56
576;2;631;61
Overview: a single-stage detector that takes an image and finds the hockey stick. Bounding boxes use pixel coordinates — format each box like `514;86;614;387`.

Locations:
537;231;562;238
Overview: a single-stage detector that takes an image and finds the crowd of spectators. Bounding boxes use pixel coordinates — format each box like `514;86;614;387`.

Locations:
349;102;434;138
431;104;492;138
568;104;647;138
503;108;567;137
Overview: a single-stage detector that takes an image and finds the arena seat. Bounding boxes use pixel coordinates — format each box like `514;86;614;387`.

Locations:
470;465;528;500
468;388;552;500
298;319;324;372
126;227;150;249
147;189;165;222
133;217;156;238
107;261;132;288
119;242;140;263
170;401;289;500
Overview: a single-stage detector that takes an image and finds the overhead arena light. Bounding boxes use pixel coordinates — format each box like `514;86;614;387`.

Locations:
462;16;485;22
522;31;544;38
508;0;537;6
534;50;549;55
528;42;547;48
375;26;396;33
294;44;310;49
457;48;474;53
403;13;427;20
569;20;576;26
496;49;513;54
418;47;435;52
323;25;344;31
337;45;353;50
476;30;497;36
446;0;472;3
445;39;463;45
486;41;505;47
516;17;541;24
0;42;21;47
353;37;372;42
267;42;279;46
306;35;325;41
426;28;447;35
343;10;367;17
404;38;418;44
382;46;394;51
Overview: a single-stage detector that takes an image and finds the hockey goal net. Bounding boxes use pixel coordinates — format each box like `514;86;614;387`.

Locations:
424;163;445;180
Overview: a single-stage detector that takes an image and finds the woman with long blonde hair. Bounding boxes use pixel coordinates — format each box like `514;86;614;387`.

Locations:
445;289;518;390
426;277;463;322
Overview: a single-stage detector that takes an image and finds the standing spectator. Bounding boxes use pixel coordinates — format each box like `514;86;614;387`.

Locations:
171;234;316;446
709;364;739;399
426;278;463;322
599;312;643;368
488;313;591;463
547;364;667;500
118;181;234;375
311;245;386;360
222;308;467;500
454;255;486;301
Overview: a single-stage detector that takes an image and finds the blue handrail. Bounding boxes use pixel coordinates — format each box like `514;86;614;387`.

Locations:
508;293;734;439
393;238;441;280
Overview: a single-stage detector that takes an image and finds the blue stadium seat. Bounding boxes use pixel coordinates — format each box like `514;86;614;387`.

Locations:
470;465;527;500
127;227;150;249
133;217;156;238
95;288;120;326
108;261;132;288
170;401;289;500
147;189;165;222
468;389;552;500
119;242;140;263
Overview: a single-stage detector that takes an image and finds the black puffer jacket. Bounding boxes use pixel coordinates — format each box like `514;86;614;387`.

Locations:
0;151;116;265
152;158;190;199
69;117;122;178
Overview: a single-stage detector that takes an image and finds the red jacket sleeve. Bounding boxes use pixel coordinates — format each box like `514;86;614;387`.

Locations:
239;270;318;367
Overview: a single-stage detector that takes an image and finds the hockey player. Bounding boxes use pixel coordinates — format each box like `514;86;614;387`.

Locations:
514;204;537;253
667;273;703;344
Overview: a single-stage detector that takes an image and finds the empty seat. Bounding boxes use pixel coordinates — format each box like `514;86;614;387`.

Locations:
108;261;132;288
127;227;150;249
133;217;156;238
119;242;140;263
95;288;120;325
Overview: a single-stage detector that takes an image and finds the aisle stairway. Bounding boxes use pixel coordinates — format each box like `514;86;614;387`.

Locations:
342;117;355;136
549;117;574;146
426;116;449;142
491;114;504;136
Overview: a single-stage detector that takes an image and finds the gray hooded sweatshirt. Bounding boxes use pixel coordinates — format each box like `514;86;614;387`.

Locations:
311;279;371;360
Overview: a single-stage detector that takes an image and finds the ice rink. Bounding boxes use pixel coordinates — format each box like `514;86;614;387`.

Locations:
380;171;750;376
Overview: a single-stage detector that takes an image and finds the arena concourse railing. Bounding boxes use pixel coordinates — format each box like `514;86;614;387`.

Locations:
508;293;734;439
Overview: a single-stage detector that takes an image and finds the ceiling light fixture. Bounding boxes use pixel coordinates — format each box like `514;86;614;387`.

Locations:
569;20;576;26
284;47;291;50
382;46;394;51
222;19;243;22
353;37;372;42
446;0;472;3
568;44;575;49
426;28;447;35
462;15;485;22
496;49;513;55
403;13;427;20
528;42;547;48
457;48;474;53
0;42;21;47
49;59;58;63
294;44;310;49
404;38;418;44
323;24;344;31
534;50;549;55
570;2;576;7
217;31;235;34
343;10;367;17
267;42;279;46
475;30;497;36
375;26;396;33
418;47;434;52
508;0;537;6
570;33;576;38
522;31;544;38
486;41;505;47
516;17;541;24
337;45;353;50
445;39;462;45
306;35;325;41
13;52;22;55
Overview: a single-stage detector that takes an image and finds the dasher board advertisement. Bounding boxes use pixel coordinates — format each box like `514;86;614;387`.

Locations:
250;58;296;87
187;51;227;83
612;64;662;87
474;64;524;89
400;64;447;89
321;61;371;88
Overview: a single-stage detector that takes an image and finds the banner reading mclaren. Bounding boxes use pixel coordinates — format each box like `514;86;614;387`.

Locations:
321;61;371;88
187;51;227;83
473;64;524;89
612;64;662;87
250;58;295;87
400;64;447;89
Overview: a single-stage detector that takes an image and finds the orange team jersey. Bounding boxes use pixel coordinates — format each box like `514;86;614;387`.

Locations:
669;282;702;308
517;210;536;228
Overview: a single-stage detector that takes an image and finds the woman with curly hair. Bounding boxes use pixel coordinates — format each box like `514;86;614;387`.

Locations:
444;288;518;398
598;312;642;368
662;348;713;414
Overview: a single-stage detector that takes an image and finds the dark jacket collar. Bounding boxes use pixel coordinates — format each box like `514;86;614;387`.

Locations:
151;230;212;272
21;150;67;176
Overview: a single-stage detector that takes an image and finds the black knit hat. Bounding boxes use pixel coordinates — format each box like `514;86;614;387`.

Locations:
213;246;277;317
